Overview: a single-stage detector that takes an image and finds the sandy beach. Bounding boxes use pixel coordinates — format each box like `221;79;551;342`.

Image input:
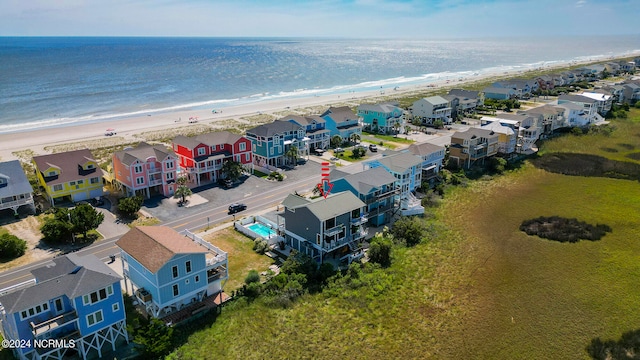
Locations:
0;56;629;162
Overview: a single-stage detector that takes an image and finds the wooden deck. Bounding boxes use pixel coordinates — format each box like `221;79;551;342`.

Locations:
160;292;231;326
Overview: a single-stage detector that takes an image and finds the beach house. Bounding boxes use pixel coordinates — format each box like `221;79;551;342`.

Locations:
245;121;309;170
480;122;517;155
0;160;34;216
0;253;128;360
411;96;452;125
277;115;330;152
320;106;363;142
172;131;253;187
356;102;404;134
519;105;565;135
363;151;424;216
404;142;446;182
330;167;399;227
112;142;178;199
279;192;367;266
557;94;603;122
449;128;499;168
446;89;483;118
33;149;103;205
482;86;516;100
116;226;228;319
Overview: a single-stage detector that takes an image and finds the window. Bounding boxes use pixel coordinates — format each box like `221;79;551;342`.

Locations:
53;184;63;191
82;285;113;305
87;164;94;169
70;181;76;186
195;275;200;283
134;165;143;173
197;147;206;156
54;298;63;312
20;302;49;320
239;142;246;151
166;161;174;169
86;310;103;327
325;217;336;229
185;261;192;273
167;172;174;180
112;303;119;312
245;153;250;162
173;284;179;297
48;171;56;176
269;147;275;155
90;177;99;184
172;265;178;278
185;279;190;285
77;180;83;185
136;177;144;185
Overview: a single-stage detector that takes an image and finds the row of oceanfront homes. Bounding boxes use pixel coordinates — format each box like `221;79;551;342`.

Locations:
1;58;639;360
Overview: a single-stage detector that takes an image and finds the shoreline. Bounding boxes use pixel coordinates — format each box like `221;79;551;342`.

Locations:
1;54;637;161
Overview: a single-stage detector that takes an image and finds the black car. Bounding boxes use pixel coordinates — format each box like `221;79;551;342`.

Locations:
228;203;247;214
218;178;233;189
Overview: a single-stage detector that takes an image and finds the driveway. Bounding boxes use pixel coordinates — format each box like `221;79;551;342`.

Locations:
95;199;130;238
142;161;322;222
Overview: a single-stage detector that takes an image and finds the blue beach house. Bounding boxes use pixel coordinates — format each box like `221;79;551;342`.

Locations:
116;226;228;319
277;115;330;151
0;254;128;360
320;106;363;143
356;102;404;134
245;121;309;169
331;167;399;227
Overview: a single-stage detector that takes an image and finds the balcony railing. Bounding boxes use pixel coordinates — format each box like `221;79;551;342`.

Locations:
148;178;163;186
207;268;227;283
350;215;368;225
324;225;343;237
0;196;33;209
147;166;162;174
30;310;78;337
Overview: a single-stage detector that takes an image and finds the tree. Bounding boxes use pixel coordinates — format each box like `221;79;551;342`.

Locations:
433;119;444;129
330;135;342;148
404;125;412;135
118;196;144;218
351;146;367;159
349;133;361;144
0;233;27;260
488;157;507;174
285;145;299;166
368;236;392;267
245;270;261;284
391;217;425;247
221;160;243;181
41;218;74;244
133;318;174;358
174;185;192;205
69;203;104;239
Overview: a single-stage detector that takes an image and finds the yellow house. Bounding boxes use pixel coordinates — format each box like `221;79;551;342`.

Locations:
33;149;103;205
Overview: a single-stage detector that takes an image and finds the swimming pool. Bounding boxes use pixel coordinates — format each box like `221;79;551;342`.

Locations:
247;223;276;238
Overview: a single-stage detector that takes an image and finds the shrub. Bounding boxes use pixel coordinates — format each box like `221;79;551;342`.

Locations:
245;270;261;285
391;217;425;247
0;233;27;260
520;216;612;243
253;237;269;254
118;196;144;218
368;236;392;267
40;218;74;245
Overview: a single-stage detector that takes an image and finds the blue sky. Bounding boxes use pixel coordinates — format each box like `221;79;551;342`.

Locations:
0;0;637;38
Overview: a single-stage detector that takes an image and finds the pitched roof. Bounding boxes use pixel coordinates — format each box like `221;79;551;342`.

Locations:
483;87;515;95
407;142;445;157
558;94;598;104
173;131;244;149
334;167;396;194
357;102;402;114
373;152;423;173
246;121;303;137
481;122;515;135
32;149;99;186
277;114;326;127
0;160;33;198
114;142;175;166
321;106;358;122
421;95;449;105
0;254;120;314
453;127;498;141
448;89;480;99
284;192;365;221
116;226;207;273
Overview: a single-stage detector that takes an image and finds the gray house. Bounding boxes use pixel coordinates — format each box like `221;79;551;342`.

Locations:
0;160;34;216
279;191;367;266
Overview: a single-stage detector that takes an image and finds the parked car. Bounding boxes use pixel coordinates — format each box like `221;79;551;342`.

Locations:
369;144;378;152
228;203;247;214
218;178;233;189
334;147;344;153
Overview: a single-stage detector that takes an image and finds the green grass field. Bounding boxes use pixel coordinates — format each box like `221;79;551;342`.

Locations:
167;110;640;359
203;227;275;292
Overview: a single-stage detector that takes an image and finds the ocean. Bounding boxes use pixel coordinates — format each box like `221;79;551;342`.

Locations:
1;36;639;133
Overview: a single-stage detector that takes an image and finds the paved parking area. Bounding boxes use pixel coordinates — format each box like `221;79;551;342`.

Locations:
142;161;322;222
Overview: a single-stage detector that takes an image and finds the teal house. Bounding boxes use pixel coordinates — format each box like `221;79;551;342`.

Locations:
245;121;308;168
356;102;404;134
